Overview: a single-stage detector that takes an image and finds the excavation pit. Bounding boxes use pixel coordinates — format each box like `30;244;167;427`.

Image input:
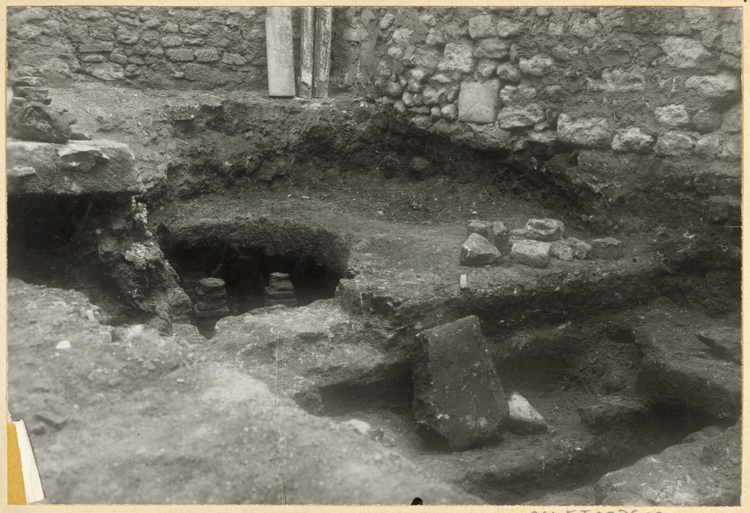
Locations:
6;5;743;505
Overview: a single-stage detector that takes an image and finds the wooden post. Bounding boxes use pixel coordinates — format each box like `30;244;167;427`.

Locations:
299;7;315;98
265;7;295;97
313;7;333;98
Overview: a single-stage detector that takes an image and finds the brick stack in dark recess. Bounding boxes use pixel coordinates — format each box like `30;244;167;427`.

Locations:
265;272;297;307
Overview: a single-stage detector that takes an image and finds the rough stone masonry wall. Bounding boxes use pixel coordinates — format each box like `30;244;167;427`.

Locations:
7;6;271;90
7;6;742;164
355;7;742;162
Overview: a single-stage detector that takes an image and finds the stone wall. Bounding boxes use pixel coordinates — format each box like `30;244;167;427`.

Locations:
8;6;742;164
8;6;270;90
358;7;742;162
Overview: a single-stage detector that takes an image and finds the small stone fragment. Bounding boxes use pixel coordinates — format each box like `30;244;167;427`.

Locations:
590;238;624;260
496;104;545;129
468;14;496;39
13;87;51;104
693;109;723;134
507;392;547;435
659;36;712;68
70;131;92;141
379;13;395;30
495;18;524;38
438;42;475;73
386;81;403;98
460;233;501;266
496;62;521;83
611;127;655;153
655;131;695;156
459;274;469;290
510;240;551;269
654;104;691;128
35;411;68;429
56;340;71;350
344;419;371;436
519;54;554;76
440;103;458;121
58;144;109;172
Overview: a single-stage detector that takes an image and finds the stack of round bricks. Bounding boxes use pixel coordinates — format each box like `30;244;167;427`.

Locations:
193;278;230;320
265;273;297;307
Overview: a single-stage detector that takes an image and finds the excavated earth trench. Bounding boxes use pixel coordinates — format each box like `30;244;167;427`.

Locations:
7;85;742;505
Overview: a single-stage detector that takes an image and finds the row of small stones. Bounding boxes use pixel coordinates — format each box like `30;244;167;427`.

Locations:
379;88;740;159
460;218;624;269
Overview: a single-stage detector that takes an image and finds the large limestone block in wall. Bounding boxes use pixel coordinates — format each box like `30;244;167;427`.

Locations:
412;316;509;451
457;79;500;124
7;140;144;195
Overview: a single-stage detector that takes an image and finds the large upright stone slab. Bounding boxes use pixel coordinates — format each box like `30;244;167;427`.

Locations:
412;316;509;451
458;79;501;124
7;140;144;195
